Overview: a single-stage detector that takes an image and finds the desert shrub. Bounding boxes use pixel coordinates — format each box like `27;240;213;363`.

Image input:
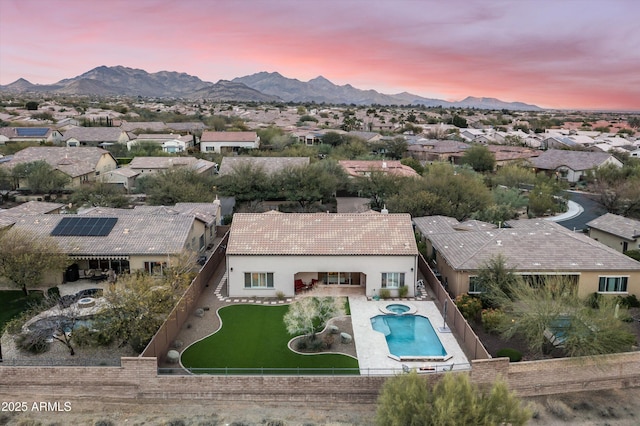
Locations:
309;337;325;351
323;334;335;349
481;308;505;334
398;285;409;297
455;294;482;322
71;326;113;348
545;399;572;421
496;348;523;362
47;286;61;298
379;289;391;299
275;291;285;301
585;292;600;308
343;298;351;315
295;338;308;350
94;420;115;426
16;333;50;354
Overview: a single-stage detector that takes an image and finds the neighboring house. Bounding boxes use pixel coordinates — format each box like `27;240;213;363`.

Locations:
0;127;63;145
83;200;220;253
4;211;204;285
62;127;133;147
127;134;194;153
587;213;640;253
217;156;310;176
338;160;420;178
414;216;640;298
164;122;207;134
348;131;383;143
99;167;141;192
486;145;541;167
119;121;168;133
407;140;470;163
0;146;117;188
127;156;217;177
0;200;64;215
200;131;260;153
530;149;622;183
226;212;418;298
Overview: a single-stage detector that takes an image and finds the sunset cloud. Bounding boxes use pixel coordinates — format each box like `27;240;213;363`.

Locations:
1;0;638;110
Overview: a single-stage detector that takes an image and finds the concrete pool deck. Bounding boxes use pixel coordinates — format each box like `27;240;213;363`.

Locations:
349;296;469;375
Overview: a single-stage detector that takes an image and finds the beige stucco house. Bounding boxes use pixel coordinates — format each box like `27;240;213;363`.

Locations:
414;216;640;298
2;210;207;286
587;213;640;253
200;131;260;153
226;212;418;298
0;146;117;189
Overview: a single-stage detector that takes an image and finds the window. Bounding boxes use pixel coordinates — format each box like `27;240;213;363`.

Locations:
468;276;483;294
205;146;215;152
598;276;628;293
244;272;274;288
381;272;405;288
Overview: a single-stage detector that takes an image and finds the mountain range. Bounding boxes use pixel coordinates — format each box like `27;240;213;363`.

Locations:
0;66;541;110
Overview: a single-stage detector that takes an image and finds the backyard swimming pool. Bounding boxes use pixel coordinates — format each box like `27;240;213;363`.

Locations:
371;314;449;360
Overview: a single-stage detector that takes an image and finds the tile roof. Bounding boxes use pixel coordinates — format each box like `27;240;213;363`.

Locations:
587;213;640;241
0;201;64;215
128;156;216;173
218;156;310;176
201;131;258;142
227;212;418;256
2;146;112;177
62;127;125;142
530;149;617;171
9;213;194;256
416;216;640;272
338;160;420;178
120;121;168;132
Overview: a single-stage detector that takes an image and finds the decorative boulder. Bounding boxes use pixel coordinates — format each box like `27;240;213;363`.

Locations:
194;308;205;318
171;340;184;349
166;350;180;364
340;332;352;344
328;325;339;334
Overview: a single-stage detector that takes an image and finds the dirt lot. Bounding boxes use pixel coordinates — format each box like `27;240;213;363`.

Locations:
2;387;640;425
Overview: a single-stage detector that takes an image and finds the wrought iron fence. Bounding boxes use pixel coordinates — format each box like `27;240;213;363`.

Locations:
159;363;472;376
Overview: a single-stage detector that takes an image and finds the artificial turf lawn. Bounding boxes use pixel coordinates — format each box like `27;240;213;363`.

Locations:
0;290;44;331
180;304;359;374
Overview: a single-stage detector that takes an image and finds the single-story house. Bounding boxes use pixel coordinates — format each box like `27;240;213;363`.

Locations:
127;156;217;177
530;149;623;183
0;127;63;145
217;156;310;176
4;211;204;285
99;167;141;192
407;140;470;163
338;160;420;178
0;146;118;188
127;133;194;153
414;216;640;298
200;131;260;153
587;213;640;253
226;212;418;298
62;127;133;147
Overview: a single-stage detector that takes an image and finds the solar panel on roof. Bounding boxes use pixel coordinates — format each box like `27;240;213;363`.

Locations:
50;217;117;237
16;128;49;137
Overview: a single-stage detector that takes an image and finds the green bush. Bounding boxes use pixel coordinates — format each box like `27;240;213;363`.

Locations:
398;285;409;298
379;289;391;300
481;308;505;334
455;294;482;322
618;294;640;308
496;348;523;362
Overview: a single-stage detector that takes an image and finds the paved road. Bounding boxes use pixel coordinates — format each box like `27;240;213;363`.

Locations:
556;191;607;232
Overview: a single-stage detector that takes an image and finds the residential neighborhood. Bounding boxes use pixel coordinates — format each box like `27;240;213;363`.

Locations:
1;93;640;425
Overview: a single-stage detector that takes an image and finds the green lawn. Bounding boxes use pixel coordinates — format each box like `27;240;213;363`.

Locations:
181;304;359;374
0;290;45;332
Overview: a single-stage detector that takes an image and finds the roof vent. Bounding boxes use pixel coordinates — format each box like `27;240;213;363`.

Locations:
381;205;389;214
496;240;502;246
123;228;130;234
382;161;387;168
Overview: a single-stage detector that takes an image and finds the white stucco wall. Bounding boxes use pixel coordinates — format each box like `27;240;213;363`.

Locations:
227;254;418;298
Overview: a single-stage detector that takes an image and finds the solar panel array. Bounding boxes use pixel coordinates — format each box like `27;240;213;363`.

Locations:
16;128;49;137
51;217;118;237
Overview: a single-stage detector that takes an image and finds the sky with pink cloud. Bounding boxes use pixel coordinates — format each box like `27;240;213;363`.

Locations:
1;0;639;110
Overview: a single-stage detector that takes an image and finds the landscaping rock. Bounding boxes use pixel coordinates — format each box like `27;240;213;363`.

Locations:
166;350;180;364
340;332;352;344
328;325;339;334
194;308;205;318
171;340;183;349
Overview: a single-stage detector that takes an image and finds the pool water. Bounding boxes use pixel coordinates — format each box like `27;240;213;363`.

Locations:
371;314;448;358
386;304;410;314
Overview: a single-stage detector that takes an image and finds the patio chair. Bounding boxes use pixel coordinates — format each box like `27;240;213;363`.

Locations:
295;279;306;293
